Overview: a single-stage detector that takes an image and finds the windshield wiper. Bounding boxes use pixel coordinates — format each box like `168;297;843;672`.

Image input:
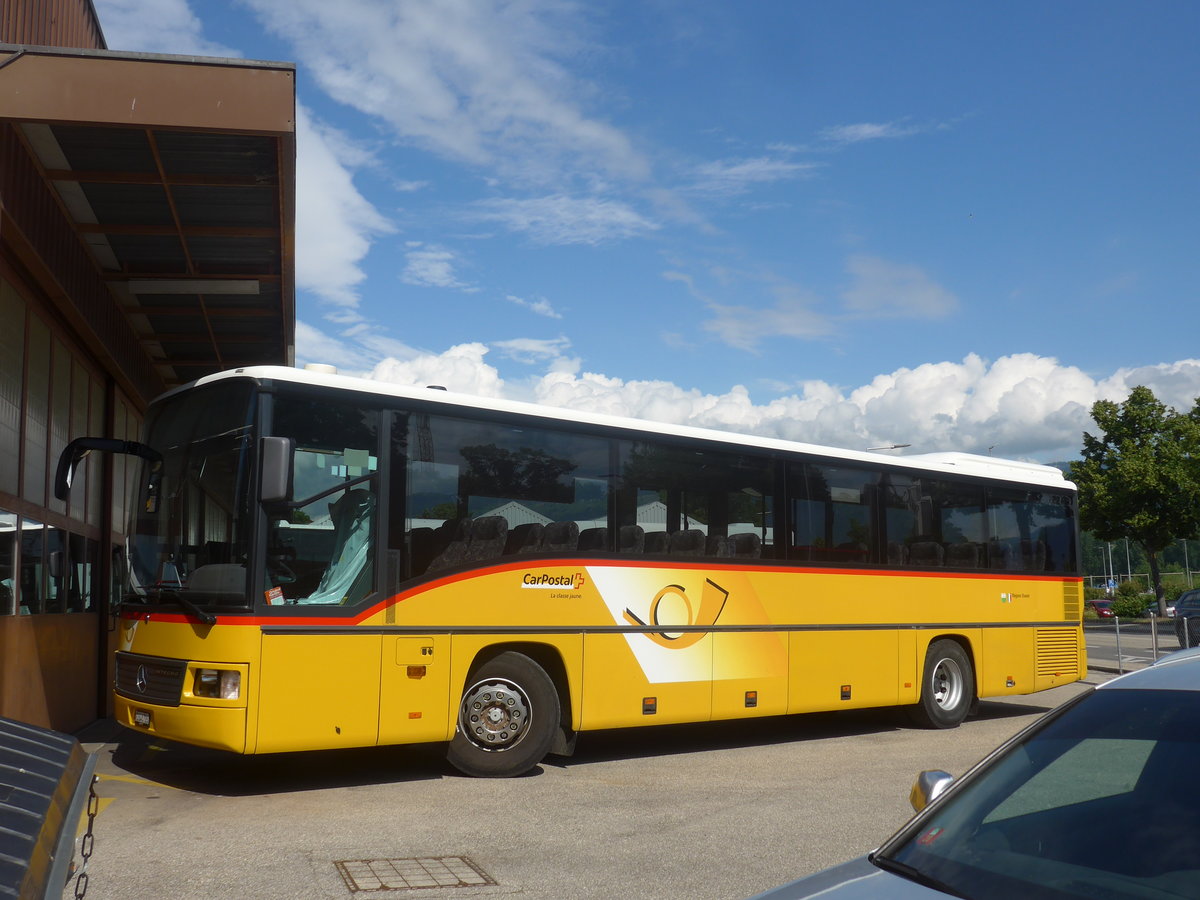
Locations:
159;589;217;626
870;854;970;899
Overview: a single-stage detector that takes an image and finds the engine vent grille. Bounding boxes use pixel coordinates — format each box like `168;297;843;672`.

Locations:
1036;628;1078;677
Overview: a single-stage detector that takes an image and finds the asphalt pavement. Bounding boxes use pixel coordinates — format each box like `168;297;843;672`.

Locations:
62;629;1158;900
74;683;1100;900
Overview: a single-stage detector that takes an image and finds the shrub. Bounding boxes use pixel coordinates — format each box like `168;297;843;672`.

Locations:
1115;579;1144;600
1110;593;1151;618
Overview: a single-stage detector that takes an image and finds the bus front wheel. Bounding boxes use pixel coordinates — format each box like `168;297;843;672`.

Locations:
908;639;974;729
447;651;560;777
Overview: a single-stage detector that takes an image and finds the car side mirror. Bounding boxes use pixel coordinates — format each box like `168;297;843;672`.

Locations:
910;770;954;813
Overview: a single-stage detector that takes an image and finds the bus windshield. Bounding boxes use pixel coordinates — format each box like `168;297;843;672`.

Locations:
125;382;257;612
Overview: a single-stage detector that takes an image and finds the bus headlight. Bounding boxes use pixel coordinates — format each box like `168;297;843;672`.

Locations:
195;668;241;700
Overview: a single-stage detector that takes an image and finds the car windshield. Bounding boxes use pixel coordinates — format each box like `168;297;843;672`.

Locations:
125;382;257;611
876;688;1200;900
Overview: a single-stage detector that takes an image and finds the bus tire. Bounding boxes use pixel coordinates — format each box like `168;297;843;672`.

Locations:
908;639;974;729
447;651;560;778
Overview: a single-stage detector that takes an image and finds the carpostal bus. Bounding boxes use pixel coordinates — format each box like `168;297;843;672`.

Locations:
55;366;1084;777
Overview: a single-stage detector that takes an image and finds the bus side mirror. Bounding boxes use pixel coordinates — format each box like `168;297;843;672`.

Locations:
260;436;294;505
54;438;161;501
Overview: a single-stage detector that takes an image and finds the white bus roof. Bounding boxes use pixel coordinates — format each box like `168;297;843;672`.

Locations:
188;365;1075;491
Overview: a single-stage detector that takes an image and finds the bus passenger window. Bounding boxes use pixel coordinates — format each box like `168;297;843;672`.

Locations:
987;487;1074;572
789;464;873;565
907;479;984;570
617;441;773;560
405;415;608;575
268;399;379;606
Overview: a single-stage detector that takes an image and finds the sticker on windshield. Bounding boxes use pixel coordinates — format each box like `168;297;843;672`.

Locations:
917;826;945;846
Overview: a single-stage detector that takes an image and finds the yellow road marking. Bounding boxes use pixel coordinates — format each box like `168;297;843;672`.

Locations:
76;797;116;837
96;772;175;788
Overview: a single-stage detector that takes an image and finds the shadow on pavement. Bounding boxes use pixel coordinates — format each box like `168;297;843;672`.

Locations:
97;728;450;795
561;707;910;769
83;692;1062;793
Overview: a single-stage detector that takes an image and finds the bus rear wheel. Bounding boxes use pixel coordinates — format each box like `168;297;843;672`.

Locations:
908;639;974;729
447;651;559;777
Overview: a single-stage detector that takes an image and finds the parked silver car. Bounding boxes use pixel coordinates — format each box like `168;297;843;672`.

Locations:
753;648;1200;899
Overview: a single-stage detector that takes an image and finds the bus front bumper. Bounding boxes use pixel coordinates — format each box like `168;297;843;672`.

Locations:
114;695;247;754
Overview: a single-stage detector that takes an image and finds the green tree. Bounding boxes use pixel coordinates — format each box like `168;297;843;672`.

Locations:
1069;386;1200;614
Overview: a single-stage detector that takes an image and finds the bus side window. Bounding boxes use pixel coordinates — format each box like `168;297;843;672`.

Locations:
619;441;773;561
986;487;1073;573
789;464;873;565
404;414;608;575
269;398;380;606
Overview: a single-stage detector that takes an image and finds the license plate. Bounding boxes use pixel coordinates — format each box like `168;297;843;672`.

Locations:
133;709;152;728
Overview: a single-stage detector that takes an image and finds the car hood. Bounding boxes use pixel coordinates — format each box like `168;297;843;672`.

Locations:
750;857;952;899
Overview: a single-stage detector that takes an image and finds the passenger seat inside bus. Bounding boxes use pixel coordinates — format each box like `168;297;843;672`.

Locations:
729;532;761;558
541;521;579;552
669;530;706;556
578;527;608;552
909;541;944;567
504;522;545;555
946;542;980;567
465;516;508;562
644;531;670;555
619;525;645;554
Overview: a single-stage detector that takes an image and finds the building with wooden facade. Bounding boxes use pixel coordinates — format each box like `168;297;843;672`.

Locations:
0;0;296;731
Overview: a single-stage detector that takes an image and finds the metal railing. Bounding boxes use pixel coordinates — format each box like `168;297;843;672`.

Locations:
1107;615;1194;674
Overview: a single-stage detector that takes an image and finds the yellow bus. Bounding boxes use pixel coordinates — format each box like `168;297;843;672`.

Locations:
56;366;1084;777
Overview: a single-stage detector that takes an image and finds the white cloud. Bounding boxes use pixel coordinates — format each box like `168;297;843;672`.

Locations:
474;195;659;245
841;255;958;318
94;0;237;55
665;269;832;353
1098;360;1200;413
506;294;563;319
819;121;923;145
401;242;474;290
368;343;505;396
492;336;572;365
295;320;369;373
240;0;647;186
361;347;1200;461
392;179;431;193
688;156;818;196
295;107;395;307
700;297;832;353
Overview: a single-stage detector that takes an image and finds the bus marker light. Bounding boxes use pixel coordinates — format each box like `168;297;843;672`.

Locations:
408;712;422;719
841;685;852;701
643;697;657;715
745;691;758;708
407;666;427;678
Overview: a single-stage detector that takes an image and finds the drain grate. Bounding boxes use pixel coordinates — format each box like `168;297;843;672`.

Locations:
334;856;496;893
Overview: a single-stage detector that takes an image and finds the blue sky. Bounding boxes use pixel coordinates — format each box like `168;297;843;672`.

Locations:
95;0;1200;461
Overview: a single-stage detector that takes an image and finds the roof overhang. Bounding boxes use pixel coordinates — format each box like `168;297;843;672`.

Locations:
0;44;296;391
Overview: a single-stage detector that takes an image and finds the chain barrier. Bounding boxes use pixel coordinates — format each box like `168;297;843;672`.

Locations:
73;774;99;900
